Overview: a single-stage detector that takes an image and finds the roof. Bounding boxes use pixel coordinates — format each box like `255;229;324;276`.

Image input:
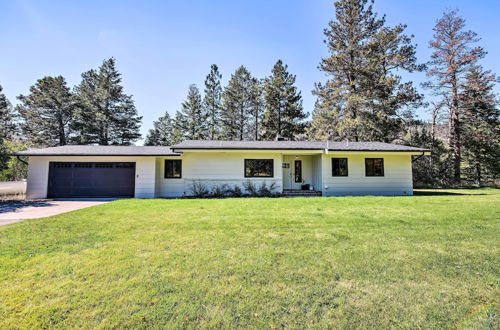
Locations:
14;140;429;156
171;140;430;152
14;145;180;156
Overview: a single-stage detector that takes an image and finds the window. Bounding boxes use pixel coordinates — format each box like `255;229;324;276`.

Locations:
165;159;182;178
244;159;274;178
365;158;384;176
332;158;348;176
294;160;302;183
282;163;290;169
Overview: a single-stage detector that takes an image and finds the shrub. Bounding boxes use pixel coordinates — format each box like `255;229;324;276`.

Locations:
211;184;229;198
243;180;259;197
227;185;244;197
258;181;278;197
190;180;209;198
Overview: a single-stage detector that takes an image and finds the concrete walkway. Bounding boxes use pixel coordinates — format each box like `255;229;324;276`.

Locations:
0;200;109;226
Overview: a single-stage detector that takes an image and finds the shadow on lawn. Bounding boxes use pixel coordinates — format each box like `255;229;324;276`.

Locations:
0;200;53;214
413;190;486;196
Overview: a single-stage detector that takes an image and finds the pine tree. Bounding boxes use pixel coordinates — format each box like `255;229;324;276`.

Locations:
0;85;17;171
425;9;485;184
144;111;174;146
171;111;186;144
17;76;74;146
221;66;259;140
203;64;223;140
175;85;208;140
73;58;142;145
0;84;18;139
461;66;499;185
308;0;423;142
262;60;307;140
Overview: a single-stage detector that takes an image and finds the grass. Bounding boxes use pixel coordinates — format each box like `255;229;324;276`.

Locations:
0;189;498;329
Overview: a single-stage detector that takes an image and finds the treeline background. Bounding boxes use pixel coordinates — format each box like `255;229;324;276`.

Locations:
0;0;498;187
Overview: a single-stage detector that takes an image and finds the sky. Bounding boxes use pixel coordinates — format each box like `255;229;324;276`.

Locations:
1;0;499;144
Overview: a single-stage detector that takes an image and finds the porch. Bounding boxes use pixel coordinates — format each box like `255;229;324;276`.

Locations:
281;154;322;195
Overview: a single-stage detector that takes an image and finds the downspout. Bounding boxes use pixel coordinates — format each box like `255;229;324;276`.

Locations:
412;152;426;163
16;156;28;166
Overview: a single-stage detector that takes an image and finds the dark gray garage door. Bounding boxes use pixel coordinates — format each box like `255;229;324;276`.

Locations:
48;162;136;198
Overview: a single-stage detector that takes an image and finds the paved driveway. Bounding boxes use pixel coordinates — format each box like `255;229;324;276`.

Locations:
0;200;110;226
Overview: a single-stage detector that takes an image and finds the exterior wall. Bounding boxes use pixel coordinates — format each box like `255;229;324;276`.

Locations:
26;156;156;199
321;153;413;196
311;155;322;192
156;152;283;197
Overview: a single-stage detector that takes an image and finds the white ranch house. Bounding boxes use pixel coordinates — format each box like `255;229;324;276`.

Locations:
16;140;430;199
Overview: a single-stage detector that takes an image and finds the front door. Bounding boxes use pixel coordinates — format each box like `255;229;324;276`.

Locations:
282;158;292;189
283;156;303;190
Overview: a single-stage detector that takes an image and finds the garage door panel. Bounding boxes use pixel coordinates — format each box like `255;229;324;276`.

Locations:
48;162;136;198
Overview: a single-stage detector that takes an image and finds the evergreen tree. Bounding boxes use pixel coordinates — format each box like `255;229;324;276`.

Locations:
144;111;174;146
0;85;18;139
461;66;499;185
203;64;223;140
308;0;423;142
262;60;307;140
171;111;186;144
221;66;260;140
175;85;207;140
73;58;142;145
425;9;485;184
17;76;74;146
0;85;17;171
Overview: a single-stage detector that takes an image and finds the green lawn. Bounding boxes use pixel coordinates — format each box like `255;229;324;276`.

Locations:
0;189;499;329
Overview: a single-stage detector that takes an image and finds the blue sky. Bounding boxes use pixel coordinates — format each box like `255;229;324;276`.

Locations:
1;0;499;143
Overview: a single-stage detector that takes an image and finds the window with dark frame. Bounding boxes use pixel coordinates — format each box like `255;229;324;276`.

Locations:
332;158;348;176
294;160;302;183
365;158;384;176
244;159;274;178
164;159;182;178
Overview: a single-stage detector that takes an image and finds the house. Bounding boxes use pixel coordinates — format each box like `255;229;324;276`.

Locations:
15;140;430;199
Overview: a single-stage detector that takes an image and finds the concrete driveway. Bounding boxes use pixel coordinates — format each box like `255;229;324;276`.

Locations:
0;200;110;226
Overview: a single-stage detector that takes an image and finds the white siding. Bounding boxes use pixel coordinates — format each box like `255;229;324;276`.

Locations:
321;153;413;196
311;155;322;191
156;152;283;197
25;156;157;199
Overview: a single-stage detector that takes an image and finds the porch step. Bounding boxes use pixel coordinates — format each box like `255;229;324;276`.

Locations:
282;190;322;197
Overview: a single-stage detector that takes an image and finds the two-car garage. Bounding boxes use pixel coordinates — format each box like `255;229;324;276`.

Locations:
47;162;136;198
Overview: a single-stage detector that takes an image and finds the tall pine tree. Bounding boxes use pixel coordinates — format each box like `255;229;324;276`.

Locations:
425;9;485;184
73;58;142;145
175;85;208;140
308;0;423;142
221;66;261;140
203;64;223;140
262;60;307;140
144;111;174;146
0;85;17;171
461;66;499;185
0;85;18;139
17;76;74;146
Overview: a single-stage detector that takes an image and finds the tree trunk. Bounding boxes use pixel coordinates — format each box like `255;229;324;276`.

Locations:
451;74;461;184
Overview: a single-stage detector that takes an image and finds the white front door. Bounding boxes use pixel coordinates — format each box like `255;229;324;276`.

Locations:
283;156;303;190
282;157;292;189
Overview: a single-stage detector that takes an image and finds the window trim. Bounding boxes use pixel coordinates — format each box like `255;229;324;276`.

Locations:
164;159;182;179
332;157;349;177
365;158;384;177
244;159;274;178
